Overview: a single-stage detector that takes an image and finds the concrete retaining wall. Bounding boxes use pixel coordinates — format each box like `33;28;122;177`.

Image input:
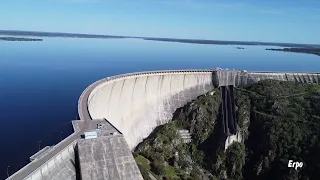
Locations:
8;133;78;180
78;135;143;180
33;143;76;180
24;142;77;180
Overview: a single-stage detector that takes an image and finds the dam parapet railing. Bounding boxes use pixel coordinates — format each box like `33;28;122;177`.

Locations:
78;69;214;121
79;69;320;114
79;69;320;98
80;69;320;103
6;131;80;180
88;71;213;103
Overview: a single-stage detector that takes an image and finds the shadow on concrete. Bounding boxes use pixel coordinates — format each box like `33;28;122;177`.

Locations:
70;144;81;180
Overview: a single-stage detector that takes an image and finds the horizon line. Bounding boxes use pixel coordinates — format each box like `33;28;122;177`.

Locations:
1;29;320;47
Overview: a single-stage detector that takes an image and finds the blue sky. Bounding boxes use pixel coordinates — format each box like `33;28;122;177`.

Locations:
0;0;319;44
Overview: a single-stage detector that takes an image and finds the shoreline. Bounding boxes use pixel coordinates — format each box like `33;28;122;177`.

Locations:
1;30;319;48
0;37;43;41
266;48;320;56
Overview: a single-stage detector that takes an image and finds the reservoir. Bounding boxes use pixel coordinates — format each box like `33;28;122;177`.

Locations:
0;37;319;179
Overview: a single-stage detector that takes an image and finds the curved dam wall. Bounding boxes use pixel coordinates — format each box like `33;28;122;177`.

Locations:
83;70;214;149
80;70;320;150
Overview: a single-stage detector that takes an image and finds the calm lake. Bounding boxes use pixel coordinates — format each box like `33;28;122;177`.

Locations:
0;37;319;179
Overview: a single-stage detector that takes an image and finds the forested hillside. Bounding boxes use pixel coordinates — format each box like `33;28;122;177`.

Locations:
134;80;320;180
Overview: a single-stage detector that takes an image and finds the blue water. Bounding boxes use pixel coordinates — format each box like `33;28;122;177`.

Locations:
0;38;319;179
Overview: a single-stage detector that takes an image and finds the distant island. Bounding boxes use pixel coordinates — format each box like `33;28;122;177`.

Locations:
142;37;320;48
1;30;320;48
0;37;43;41
266;48;320;56
0;30;126;39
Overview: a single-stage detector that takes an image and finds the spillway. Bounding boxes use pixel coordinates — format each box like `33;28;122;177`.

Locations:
221;85;237;136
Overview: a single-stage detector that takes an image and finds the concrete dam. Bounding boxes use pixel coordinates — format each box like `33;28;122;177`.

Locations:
7;69;320;180
80;70;320;150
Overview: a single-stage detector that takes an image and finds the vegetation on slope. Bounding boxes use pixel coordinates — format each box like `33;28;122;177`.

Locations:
134;80;320;180
241;80;320;179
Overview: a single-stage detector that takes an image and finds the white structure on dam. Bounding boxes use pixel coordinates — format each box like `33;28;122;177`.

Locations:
7;69;320;180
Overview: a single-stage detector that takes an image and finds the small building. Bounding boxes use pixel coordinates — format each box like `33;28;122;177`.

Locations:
83;131;98;139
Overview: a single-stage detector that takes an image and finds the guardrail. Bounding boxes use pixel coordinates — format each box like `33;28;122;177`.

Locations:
78;69;214;121
7;132;80;180
78;69;320;122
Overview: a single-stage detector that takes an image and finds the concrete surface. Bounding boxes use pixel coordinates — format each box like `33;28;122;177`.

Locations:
30;146;53;162
77;135;143;180
74;119;121;136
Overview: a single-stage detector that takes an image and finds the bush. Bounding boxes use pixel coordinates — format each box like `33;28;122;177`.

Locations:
151;160;166;175
137;164;153;180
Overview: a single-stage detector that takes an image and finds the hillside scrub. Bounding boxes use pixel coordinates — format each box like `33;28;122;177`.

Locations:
134;80;320;180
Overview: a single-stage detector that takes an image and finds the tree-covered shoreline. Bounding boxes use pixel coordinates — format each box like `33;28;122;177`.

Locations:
266;48;320;56
0;37;43;41
134;80;320;180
